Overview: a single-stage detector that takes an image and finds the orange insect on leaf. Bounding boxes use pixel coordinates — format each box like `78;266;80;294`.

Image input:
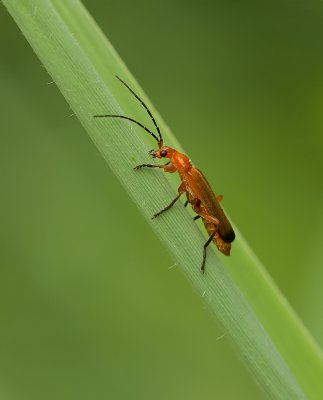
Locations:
94;76;235;272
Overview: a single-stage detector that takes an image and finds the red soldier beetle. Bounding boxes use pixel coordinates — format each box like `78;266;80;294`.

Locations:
94;76;235;272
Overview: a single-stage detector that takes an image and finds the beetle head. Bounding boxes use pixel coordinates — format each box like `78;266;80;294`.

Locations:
149;144;173;159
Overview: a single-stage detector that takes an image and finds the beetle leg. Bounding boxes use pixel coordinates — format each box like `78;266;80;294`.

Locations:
189;198;220;226
190;201;221;271
163;164;177;173
190;199;220;227
216;195;223;203
152;192;183;219
152;182;185;219
195;211;219;227
134;161;170;170
201;231;217;273
184;199;201;220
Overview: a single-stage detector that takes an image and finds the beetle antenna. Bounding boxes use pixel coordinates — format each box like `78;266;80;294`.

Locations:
93;114;160;143
115;76;163;144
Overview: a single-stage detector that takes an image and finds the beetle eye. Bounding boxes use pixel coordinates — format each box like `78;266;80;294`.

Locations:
160;150;167;157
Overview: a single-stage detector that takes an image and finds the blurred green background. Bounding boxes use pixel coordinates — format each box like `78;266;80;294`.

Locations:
1;0;323;399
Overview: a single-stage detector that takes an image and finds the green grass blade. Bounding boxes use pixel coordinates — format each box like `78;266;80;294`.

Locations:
3;0;323;398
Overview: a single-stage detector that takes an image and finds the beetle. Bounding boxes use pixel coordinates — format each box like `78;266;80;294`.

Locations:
94;76;235;272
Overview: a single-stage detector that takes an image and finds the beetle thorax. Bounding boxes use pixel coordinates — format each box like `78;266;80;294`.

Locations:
171;150;191;173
